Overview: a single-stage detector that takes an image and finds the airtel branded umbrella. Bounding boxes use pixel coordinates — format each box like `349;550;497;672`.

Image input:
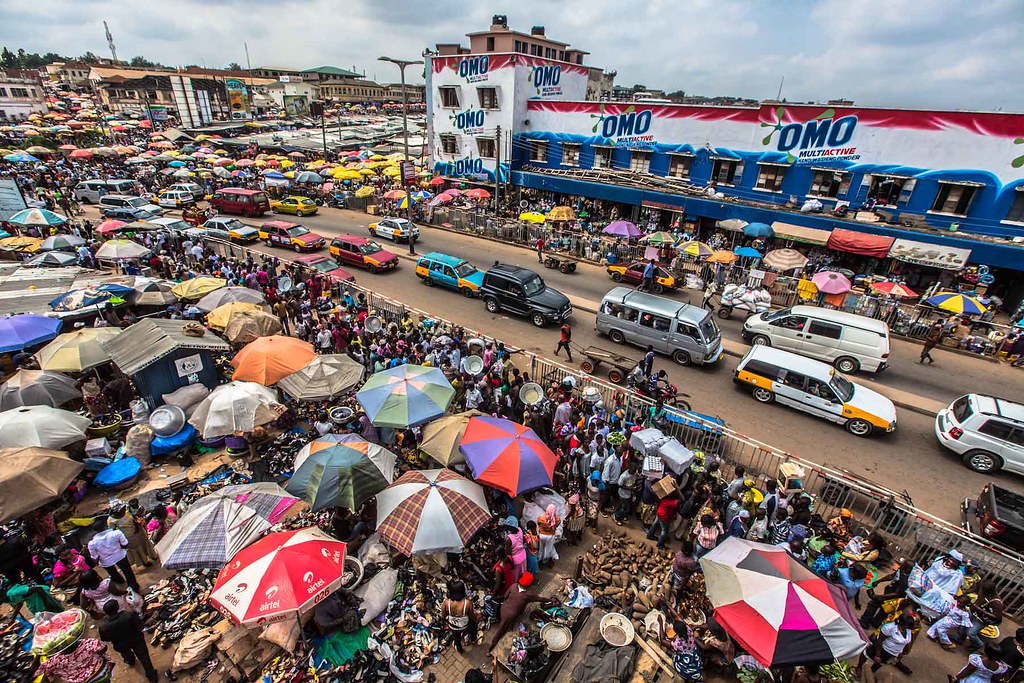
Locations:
811;271;852;295
0;448;84;523
210;527;347;626
459;417;557;496
285;434;397;512
869;281;918;299
925;291;987;316
188;381;283;439
602;220;641;238
376;468;490;556
419;410;487;467
0;370;80;410
356;364;454;428
0;315;61;353
700;537;867;667
0;406;91;449
230;336;316;386
763;248;808;272
276;354;364;401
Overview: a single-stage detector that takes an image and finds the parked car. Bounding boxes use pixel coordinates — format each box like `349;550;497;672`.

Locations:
100;205;159;221
144;217;191;233
369;217;419;242
210;188;271;217
606;261;679;293
73;179;142;203
258;220;326;252
936;394;1024;474
156;190;196;208
329;234;398;273
271;195;319;217
99;194;163;219
415;252;484;296
202;217;259;244
295;254;356;283
167;182;206;198
479;263;571;327
962;483;1024;555
734;345;897;437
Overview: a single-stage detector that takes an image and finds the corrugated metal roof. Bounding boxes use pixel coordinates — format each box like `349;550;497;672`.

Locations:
103;319;229;375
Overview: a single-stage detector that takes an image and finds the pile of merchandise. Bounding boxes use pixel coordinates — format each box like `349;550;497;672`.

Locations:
580;532;677;624
0;617;35;683
144;569;220;647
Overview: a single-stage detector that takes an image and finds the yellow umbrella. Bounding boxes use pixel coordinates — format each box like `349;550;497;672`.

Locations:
547;206;576;221
382;166;400;177
0;236;42;254
369;154;386;161
519;212;547;224
280;160;295;169
354;186;375;198
206;302;261;330
359;168;377;175
36;328;122;372
706;250;738;264
171;277;226;300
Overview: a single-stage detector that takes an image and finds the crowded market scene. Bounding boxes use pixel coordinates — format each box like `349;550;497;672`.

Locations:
1;6;1024;683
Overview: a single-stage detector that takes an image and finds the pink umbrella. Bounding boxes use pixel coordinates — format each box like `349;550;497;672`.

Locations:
442;188;462;196
95;219;128;235
811;271;852;295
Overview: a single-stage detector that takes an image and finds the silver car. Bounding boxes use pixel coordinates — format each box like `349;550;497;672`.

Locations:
936;394;1024;474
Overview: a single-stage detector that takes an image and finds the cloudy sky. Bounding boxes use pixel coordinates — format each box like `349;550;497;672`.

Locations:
2;0;1020;110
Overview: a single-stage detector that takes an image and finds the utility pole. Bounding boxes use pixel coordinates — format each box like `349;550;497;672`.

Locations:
776;75;785;101
494;125;501;214
379;56;424;255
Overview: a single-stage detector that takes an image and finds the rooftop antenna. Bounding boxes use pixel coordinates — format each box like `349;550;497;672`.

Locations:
104;21;118;64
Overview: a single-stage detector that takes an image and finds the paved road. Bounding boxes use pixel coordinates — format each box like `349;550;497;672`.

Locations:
95;205;1024;519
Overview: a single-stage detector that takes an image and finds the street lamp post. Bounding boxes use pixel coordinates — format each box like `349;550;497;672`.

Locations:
379;56;423;255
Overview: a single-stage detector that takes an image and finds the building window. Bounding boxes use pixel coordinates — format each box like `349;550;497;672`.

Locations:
477;137;496;158
486;37;495;51
867;175;913;206
438;86;460;108
755;164;787;192
711;158;743;185
809;169;848;198
576;54;583;64
439;134;459;155
1005;190;1024;223
514;40;528;54
559;51;566;61
0;88;6;97
477;87;499;109
629;150;652;174
529;140;548;162
9;88;28;97
593;146;612;169
530;44;542;56
562;143;580;167
931;183;978;215
668;154;692;178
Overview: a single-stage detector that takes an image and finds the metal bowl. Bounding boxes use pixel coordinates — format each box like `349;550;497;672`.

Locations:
600;612;635;647
541;623;572;652
148;404;186;436
329;406;354;424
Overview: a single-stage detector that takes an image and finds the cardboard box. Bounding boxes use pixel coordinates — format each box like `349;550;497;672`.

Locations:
653;475;676;499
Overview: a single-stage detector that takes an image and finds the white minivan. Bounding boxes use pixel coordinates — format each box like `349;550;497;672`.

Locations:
741;305;890;374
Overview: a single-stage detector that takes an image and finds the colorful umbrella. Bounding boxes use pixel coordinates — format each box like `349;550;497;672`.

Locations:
464;188;491;199
0;406;91;449
206;302;262;331
643;231;677;247
763;248;808;271
376;469;490;556
602;220;641;238
547;206;576;221
700;537;867;667
49;283;133;312
811;271;852;295
0;315;61;353
188;381;282;439
743;222;774;238
0;370;80;410
276;354;364;401
733;246;763;259
459;417;557;496
223;309;285;345
869;281;918;298
0;236;42;253
925;291;987;316
0;448;84;523
678;240;714;257
35;328;121;371
419;410;487;466
519;212;546;224
40;234;85;251
384;190;408;200
7;208;67;228
171;277;227;300
230;336;316;385
210;527;347;626
156;483;299;569
285;434;397;512
356;364;454;428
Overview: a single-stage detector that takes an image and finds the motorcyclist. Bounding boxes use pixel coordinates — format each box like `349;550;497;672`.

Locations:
647;369;668;397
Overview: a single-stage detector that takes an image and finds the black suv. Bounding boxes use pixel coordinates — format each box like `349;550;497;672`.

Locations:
480;263;572;327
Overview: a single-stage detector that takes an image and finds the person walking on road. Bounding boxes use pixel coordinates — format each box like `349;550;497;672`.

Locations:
555;322;573;362
535;237;544;264
920;321;943;364
641;258;656;292
702;280;718;311
98;600;159;683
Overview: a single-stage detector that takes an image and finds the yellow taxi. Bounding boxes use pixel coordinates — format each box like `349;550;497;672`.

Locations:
606;261;679;294
270;196;319;217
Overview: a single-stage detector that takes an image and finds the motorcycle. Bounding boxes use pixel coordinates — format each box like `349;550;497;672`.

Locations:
718;283;771;320
627;371;692;412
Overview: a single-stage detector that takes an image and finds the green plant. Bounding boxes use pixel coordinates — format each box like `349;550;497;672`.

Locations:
737;667;774;683
819;661;857;683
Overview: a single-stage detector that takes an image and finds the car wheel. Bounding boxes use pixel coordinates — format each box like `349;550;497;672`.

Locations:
531;313;547;327
367;264;377;274
264;239;272;246
963;450;1002;474
459;286;473;298
369;227;378;237
609;329;625;344
81;197;91;204
752;387;774;403
611;272;622;282
293;244;302;253
672;350;692;366
750;334;771;347
423;277;434;286
485;298;500;313
653;283;665;295
835;357;860;374
272;207;280;213
845;418;873;437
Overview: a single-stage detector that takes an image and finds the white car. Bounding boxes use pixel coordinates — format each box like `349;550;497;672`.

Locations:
936;394;1024;474
156;190;196;208
145;217;191;233
168;182;205;198
369;217;420;243
202;217;260;243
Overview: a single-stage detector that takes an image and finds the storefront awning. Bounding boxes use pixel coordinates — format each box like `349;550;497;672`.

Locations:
888;238;971;270
826;228;895;258
772;222;832;245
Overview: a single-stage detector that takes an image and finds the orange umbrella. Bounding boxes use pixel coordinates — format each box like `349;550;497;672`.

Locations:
230;336;316;386
706;250;738;264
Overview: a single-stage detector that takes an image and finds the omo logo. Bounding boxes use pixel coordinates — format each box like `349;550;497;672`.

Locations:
458;56;490;82
449;109;485;131
777;116;857;152
590;105;652;138
530;64;561;90
440;157;485;177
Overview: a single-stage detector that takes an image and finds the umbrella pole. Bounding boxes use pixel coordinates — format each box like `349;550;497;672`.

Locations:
297;612;308;651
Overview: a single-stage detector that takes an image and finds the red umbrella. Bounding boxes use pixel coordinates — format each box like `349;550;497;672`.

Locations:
869;281;918;298
459;417;556;496
464;188;491;199
95;219;128;235
428;177;447;186
209;527;347;626
68;149;93;159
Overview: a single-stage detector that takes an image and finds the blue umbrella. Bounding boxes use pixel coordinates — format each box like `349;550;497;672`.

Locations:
742;222;774;238
167;160;187;168
734;246;763;258
3;154;39;163
0;315;62;353
295;171;324;184
356;364;454;428
8;208;67;227
0;230;9;239
263;171;286;179
411;190;433;200
49;283;133;312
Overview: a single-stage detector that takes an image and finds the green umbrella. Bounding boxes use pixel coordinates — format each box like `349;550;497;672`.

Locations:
283;434;396;511
355;364;454;428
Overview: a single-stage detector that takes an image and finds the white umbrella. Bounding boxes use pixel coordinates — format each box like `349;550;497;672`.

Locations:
0;405;91;449
763;248;809;271
276;354;365;401
0;370;80;410
36;328;121;372
188;381;282;439
716;218;748;232
95;239;151;260
196;286;266;312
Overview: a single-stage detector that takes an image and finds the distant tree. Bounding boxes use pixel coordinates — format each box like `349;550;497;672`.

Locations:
77;51;101;64
226;61;242;71
1;47;16;67
630;83;646;92
129;55;158;67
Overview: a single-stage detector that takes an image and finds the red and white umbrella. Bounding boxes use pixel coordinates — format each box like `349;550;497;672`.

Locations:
210;527;346;626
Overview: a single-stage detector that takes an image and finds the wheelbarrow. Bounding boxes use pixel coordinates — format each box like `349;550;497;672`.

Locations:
579;345;637;384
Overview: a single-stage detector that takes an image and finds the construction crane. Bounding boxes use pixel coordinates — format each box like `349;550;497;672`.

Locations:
104;21;118;63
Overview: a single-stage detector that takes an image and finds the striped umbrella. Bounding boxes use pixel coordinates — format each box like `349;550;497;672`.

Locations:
40;235;85;251
356;364;454;428
925;291;987;316
7;208;67;227
376;469;490;556
762;248;808;271
869;281;918;298
459;417;557;496
700;537;867;667
678;240;714;257
643;231;677;246
285;434;396;512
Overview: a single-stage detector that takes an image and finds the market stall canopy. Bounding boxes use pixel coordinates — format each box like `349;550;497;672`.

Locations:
223;309;284;345
40;235;85;252
0;405;91;449
276;354;364;401
102;318;229;376
888;238;971;271
716;219;748;232
24;251;78;268
547;206;576;221
762;249;808;272
230;335;316;386
94;239;151;260
771;222;832;246
188;381;283;439
869;281;918;298
0;236;42;254
826;228;894;258
742;222;774;238
376;468;490;556
356;364;454;428
460;416;556;497
129;279;177;307
0;315;61;353
0;447;84;523
0;370;79;410
206;302;261;331
602;221;641;238
171;277;226;300
419;410;487;466
210;527;347;626
700;537;867;668
197;286;266;313
36;327;122;372
285;433;397;512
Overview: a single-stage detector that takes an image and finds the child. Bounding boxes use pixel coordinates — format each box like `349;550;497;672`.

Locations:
524;521;540;576
564;493;585;545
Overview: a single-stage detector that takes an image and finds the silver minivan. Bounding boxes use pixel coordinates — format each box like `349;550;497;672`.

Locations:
596;287;723;366
73;179;143;203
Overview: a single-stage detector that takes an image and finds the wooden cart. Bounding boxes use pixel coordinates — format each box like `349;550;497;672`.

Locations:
579;345;637;384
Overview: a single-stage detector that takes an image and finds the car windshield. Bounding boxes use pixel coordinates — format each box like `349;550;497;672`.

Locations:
161;220;189;232
762;307;792;322
359;241;384;255
455;262;477;277
523;275;545;297
286;226;310;237
223;220;245;230
699;315;720;342
127;198;149;207
308;259;338;273
831;374;855;402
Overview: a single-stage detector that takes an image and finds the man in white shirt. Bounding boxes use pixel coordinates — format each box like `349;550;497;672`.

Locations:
464;384;483;410
86;520;139;592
